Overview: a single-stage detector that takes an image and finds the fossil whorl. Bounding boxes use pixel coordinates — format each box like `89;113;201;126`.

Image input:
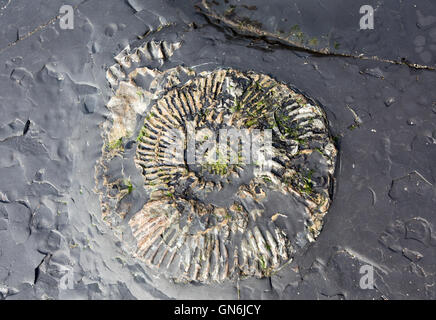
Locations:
96;37;337;284
126;69;337;282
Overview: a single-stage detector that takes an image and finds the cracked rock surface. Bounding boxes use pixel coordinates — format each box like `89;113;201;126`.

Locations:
0;0;435;299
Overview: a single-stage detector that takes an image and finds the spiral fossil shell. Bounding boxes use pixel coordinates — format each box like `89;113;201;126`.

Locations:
97;40;337;283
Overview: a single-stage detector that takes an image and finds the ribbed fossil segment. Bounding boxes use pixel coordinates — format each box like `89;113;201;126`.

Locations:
106;40;181;88
96;36;336;283
126;69;337;282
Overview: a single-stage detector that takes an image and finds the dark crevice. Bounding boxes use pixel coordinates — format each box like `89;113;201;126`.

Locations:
23;119;30;136
34;253;51;285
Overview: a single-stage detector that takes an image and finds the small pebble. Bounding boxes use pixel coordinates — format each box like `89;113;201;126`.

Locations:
384;97;395;107
407;119;416;126
364;67;384;79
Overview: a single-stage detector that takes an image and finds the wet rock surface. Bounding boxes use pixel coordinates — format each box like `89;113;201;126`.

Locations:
0;0;435;299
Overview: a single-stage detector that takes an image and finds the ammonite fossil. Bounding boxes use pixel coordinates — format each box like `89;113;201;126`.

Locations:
96;40;337;283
